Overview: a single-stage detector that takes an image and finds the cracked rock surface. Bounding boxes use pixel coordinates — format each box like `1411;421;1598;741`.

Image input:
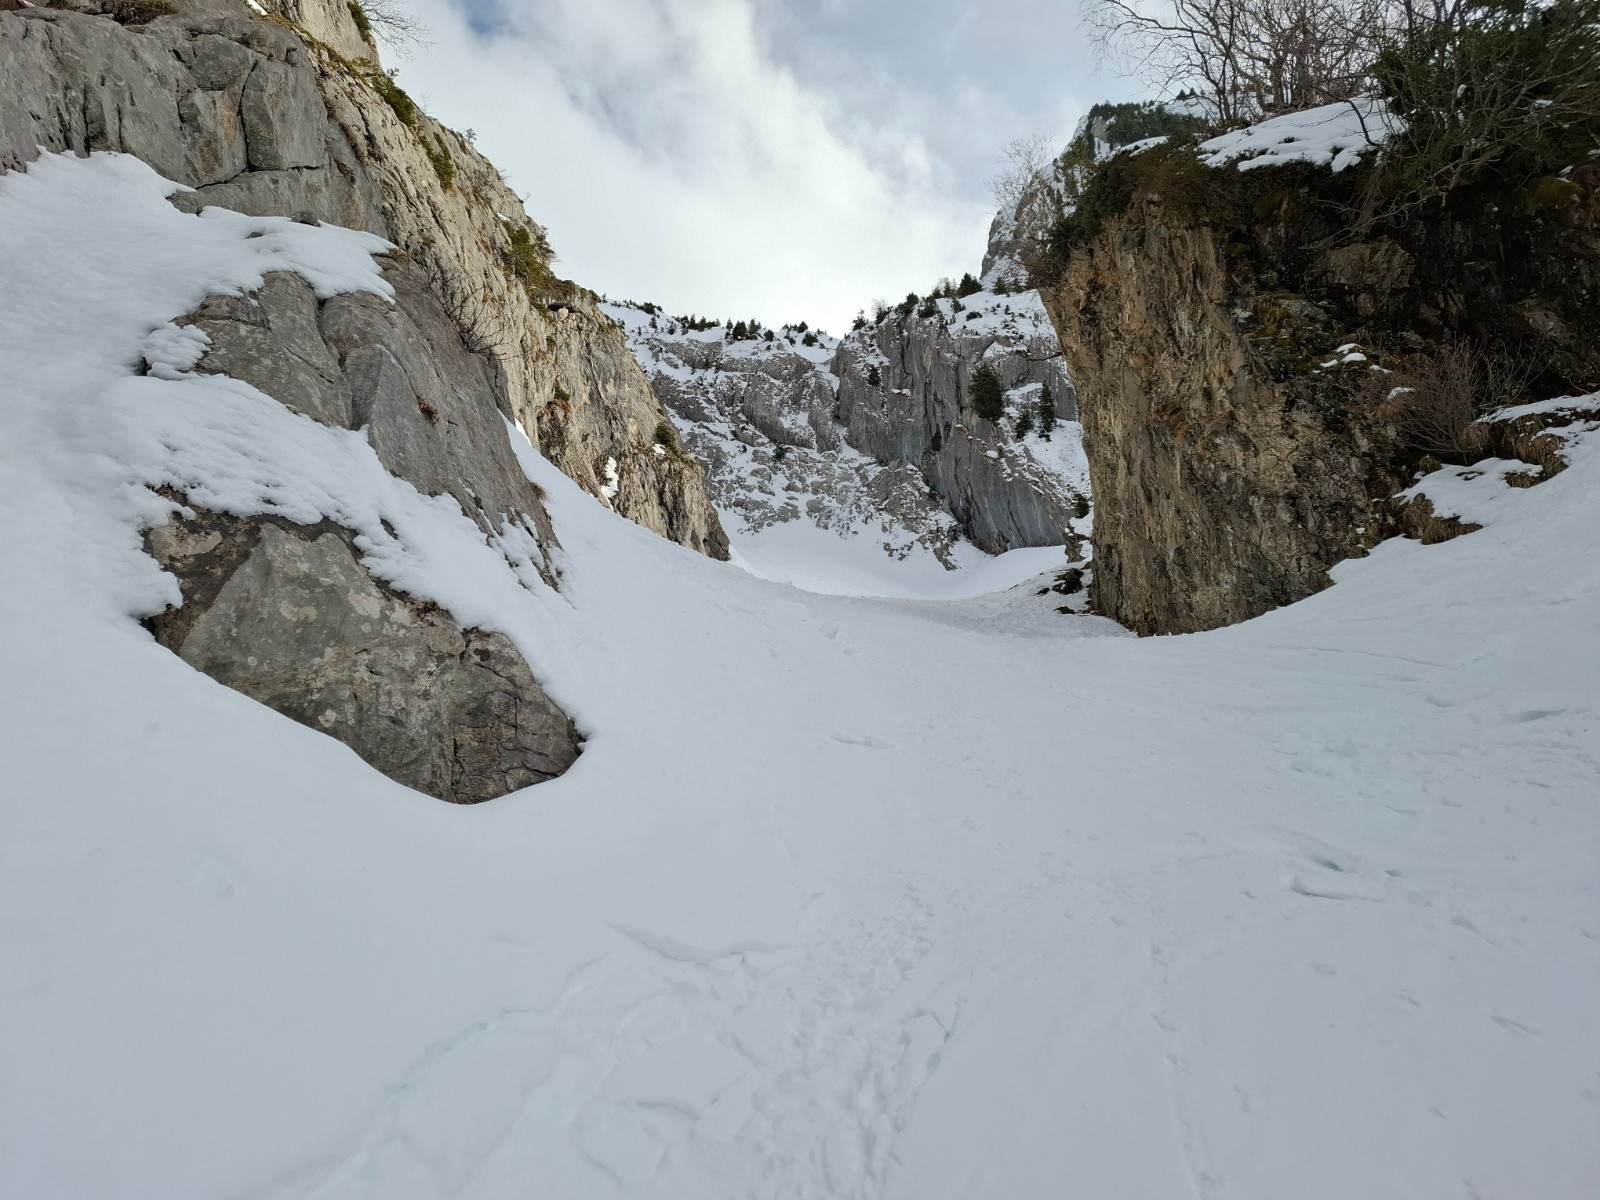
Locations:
141;255;580;801
0;0;725;558
147;513;579;803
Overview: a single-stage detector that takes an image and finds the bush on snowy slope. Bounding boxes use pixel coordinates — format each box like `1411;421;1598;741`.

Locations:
1057;0;1600;244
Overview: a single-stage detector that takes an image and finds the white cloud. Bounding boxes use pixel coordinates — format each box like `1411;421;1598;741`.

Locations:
396;0;1135;331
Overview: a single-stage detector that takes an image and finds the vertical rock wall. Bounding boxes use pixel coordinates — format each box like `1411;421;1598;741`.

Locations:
1041;151;1600;635
0;0;727;558
1042;211;1400;634
832;291;1086;554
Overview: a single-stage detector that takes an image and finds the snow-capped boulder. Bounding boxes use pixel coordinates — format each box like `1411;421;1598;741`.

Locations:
146;513;579;803
143;253;580;801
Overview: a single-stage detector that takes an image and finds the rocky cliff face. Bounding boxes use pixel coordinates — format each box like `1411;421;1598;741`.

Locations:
611;286;1092;571
0;0;734;796
981;174;1064;288
1041;132;1600;635
1043;213;1402;634
833;287;1087;555
0;0;725;558
146;250;581;802
608;306;977;568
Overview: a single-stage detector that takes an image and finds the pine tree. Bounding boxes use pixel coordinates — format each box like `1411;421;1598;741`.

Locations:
1038;381;1058;440
866;364;882;387
969;364;1004;421
956;273;982;297
1015;410;1034;439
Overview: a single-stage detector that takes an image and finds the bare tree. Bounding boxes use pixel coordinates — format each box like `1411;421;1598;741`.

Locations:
1366;0;1600;208
1376;341;1532;459
357;0;427;53
989;134;1057;210
1091;0;1391;124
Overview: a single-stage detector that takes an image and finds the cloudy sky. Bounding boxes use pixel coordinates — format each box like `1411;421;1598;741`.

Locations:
397;0;1145;331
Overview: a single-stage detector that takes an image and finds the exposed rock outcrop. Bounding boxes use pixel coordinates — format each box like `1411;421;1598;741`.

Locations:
610;290;1091;567
0;0;725;557
1044;217;1402;634
0;0;731;794
140;253;581;800
1041;139;1600;635
147;512;580;803
981;174;1064;287
832;290;1086;554
608;306;974;566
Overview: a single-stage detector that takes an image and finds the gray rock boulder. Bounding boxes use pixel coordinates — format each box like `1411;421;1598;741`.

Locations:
147;513;579;803
179;256;558;554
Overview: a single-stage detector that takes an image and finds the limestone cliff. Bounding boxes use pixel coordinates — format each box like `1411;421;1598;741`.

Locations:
611;288;1092;568
1040;134;1600;635
0;0;726;558
981;174;1064;288
608;306;976;567
832;288;1087;555
0;0;732;797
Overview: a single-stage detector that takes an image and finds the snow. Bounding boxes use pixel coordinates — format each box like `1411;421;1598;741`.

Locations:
726;520;1068;600
1492;394;1600;424
1114;134;1171;157
3;151;1599;1200
1199;97;1399;172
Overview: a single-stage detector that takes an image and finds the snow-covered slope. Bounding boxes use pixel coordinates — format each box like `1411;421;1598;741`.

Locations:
3;150;1597;1200
607;284;1090;597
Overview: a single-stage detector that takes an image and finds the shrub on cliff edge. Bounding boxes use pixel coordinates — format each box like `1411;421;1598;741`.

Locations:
969;364;1005;422
1368;0;1600;213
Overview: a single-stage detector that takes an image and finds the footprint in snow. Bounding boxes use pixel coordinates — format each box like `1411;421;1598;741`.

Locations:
1288;872;1390;902
830;733;894;749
